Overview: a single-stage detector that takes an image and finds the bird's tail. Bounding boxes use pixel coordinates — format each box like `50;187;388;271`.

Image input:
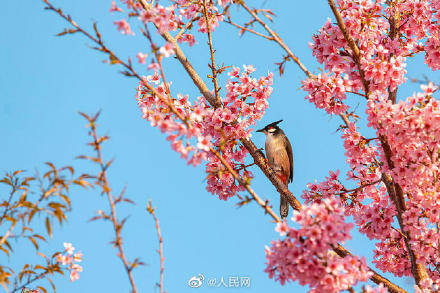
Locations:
277;173;289;219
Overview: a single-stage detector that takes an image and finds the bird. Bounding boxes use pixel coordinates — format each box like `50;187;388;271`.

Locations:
257;120;293;219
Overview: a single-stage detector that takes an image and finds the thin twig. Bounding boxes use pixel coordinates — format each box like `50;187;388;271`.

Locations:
147;201;165;293
175;13;200;41
0;222;16;247
13;270;51;293
142;25;172;97
210;147;281;222
225;19;275;40
237;1;313;79
327;0;370;96
87;121;139;293
202;0;221;102
236;1;351;128
337;179;381;195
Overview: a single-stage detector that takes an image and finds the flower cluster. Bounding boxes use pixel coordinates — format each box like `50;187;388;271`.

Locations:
301;126;395;242
113;19;134;35
301;1;440;285
139;4;183;33
265;198;371;292
366;83;440;282
136;66;273;199
302;73;352;115
301;170;344;204
111;0;229;47
56;242;83;282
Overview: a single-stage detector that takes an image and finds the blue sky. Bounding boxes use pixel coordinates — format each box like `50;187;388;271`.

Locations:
2;1;439;292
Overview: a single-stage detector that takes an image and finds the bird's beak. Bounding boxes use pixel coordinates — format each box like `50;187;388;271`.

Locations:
256;128;264;133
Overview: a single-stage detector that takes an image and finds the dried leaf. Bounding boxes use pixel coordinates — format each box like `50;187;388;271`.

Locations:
45;217;52;238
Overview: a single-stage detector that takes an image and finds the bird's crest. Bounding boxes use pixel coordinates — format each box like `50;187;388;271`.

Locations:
257;119;283;133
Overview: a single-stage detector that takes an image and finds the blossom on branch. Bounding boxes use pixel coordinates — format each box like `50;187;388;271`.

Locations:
56;242;83;282
265;198;371;292
113;19;134;35
136;65;273;200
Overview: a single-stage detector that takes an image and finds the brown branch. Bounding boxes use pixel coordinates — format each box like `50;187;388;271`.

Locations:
201;0;221;102
225;19;275;40
164;29;221;107
332;244;407;293
237;1;313;79
175;13;200;42
137;0;220;107
0;221;16;248
86;119;138;293
236;1;351;128
142;25;172;97
327;0;429;286
327;0;370;96
147;201;165;293
210;147;281;222
337;179;381;195
380;139;430;286
13;268;52;293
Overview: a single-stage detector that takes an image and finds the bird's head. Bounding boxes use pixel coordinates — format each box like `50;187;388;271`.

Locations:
256;120;283;136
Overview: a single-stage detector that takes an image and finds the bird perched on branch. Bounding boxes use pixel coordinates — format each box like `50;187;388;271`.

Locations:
257;120;293;219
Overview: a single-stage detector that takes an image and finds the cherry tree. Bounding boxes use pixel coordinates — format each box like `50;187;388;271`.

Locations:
7;0;440;292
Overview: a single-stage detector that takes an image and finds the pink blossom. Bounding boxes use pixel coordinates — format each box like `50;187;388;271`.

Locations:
73;252;83;262
57;243;83;282
63;242;75;255
136;65;272;200
113;19;134;35
139;4;182;33
266;199;371;291
159;42;175;58
177;33;196;47
70;270;80;282
136;52;148;64
217;0;231;7
197;135;212;151
275;221;289;237
110;1;123;12
147;61;159;71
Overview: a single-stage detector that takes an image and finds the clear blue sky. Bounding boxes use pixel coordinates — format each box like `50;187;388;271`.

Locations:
2;1;438;292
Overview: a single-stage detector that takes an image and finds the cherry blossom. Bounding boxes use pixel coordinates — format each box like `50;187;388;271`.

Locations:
110;1;123;13
136;52;148;64
265;198;371;292
113;19;134;35
56;243;83;282
159;42;175;58
107;0;440;290
136;65;273;200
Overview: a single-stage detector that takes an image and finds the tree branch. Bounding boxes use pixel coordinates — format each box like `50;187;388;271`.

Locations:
225;19;275;41
237;0;313;79
87;118;139;293
202;0;221;102
327;0;370;96
326;1;429;285
147;201;165;293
